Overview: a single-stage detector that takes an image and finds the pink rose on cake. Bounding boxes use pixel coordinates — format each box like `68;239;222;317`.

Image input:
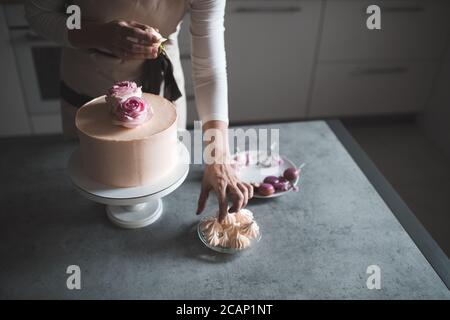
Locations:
112;97;153;128
106;81;143;113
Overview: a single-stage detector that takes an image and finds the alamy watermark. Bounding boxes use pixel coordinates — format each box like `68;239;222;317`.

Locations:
366;5;381;30
366;264;381;289
66;265;81;290
179;121;280;165
66;5;81;30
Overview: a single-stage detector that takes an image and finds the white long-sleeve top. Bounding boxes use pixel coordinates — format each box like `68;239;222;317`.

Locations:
25;0;229;124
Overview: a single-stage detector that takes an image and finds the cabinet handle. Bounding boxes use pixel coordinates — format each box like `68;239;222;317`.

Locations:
350;67;408;76
361;5;425;14
233;6;301;14
25;31;46;42
382;6;425;13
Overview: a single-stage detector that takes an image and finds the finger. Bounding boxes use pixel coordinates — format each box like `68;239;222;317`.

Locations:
196;185;210;215
128;23;162;43
237;183;249;208
120;25;153;45
146;26;163;43
244;182;254;199
228;185;244;213
128;21;159;37
119;41;159;58
217;182;228;223
120;41;154;54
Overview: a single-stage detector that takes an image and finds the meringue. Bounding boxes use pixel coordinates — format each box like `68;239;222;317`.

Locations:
206;231;221;247
230;232;251;250
240;221;260;240
200;208;260;250
222;224;239;238
218;232;230;248
235;209;253;225
200;217;223;235
221;213;236;226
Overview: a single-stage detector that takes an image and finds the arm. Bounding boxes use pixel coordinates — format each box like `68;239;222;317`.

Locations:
190;0;229;125
191;0;253;221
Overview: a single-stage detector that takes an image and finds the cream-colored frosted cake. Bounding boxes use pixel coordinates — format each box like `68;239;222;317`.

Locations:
76;84;178;187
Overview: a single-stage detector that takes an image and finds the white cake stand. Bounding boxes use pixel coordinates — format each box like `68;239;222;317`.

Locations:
67;142;190;229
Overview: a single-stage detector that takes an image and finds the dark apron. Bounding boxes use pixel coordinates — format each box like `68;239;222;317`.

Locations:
61;49;182;108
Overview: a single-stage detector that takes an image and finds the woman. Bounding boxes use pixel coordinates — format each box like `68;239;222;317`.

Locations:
26;0;253;221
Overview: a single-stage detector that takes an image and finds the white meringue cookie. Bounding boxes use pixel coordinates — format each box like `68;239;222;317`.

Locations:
199;217;214;231
200;217;223;235
201;208;259;250
206;231;221;247
230;232;251;249
239;208;254;219
218;232;230;248
221;213;236;226
222;224;238;237
240;221;260;240
235;210;253;225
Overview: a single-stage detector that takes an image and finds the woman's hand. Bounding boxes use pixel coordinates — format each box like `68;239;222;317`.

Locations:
69;20;163;60
196;121;254;222
197;163;254;223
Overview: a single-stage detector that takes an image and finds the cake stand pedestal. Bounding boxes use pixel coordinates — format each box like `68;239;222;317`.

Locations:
67;142;190;229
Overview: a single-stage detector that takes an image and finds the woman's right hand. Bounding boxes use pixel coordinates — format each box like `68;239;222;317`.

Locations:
69;20;163;60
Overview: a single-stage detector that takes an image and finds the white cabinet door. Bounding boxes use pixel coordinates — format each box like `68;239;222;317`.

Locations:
319;0;450;61
309;61;439;117
225;0;321;123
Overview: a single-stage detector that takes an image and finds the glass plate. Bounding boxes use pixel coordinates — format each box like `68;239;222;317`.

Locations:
197;216;262;254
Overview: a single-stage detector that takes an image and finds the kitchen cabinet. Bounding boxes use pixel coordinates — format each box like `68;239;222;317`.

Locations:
2;2;27;28
30;114;62;134
310;0;450;118
9;28;61;115
225;0;321;123
319;0;450;61
421;42;450;157
309;61;439;117
1;3;62;136
0;6;31;136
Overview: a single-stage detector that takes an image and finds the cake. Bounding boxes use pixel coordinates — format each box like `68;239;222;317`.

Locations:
75;82;178;187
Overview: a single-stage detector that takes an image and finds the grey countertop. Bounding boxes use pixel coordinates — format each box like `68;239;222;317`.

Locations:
0;120;448;299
